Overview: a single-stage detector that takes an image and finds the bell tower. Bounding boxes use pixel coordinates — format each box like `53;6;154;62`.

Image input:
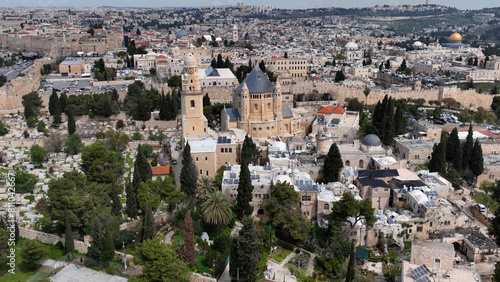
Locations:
181;54;206;138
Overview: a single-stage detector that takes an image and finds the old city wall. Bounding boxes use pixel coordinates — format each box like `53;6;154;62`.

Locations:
0;34;53;51
203;86;233;102
0;58;46;113
286;81;497;110
19;228;89;254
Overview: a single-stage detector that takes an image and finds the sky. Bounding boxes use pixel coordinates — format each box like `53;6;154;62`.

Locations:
1;0;498;10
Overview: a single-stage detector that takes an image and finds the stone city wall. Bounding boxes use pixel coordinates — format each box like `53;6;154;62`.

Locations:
285;81;497;110
19;228;88;254
0;35;53;51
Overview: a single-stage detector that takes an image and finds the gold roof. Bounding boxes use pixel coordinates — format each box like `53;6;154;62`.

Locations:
449;32;462;41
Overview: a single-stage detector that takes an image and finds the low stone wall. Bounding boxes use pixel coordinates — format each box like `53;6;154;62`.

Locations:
190;273;217;282
19;228;88;254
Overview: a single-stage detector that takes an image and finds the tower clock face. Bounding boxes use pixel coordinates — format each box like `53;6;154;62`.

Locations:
188;68;194;74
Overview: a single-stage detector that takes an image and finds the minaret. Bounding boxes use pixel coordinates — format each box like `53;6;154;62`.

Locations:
232;24;238;43
273;77;282;120
181;54;206;138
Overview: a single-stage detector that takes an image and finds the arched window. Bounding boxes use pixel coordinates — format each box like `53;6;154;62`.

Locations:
221;148;224;153
284;124;288;131
190;79;193;83
254;104;258;111
253;127;257;132
345;160;351;167
225;148;228;153
229;148;232;153
267;103;271;110
259;127;262;131
359;160;364;169
190;100;195;107
324;204;330;210
213;81;217;86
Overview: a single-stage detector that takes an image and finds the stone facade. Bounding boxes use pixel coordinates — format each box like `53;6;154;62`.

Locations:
410;240;455;270
181;54;207;138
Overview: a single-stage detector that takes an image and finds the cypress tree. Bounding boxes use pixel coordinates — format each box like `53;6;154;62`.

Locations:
49;89;61;116
59;92;68;113
429;143;446;175
67;108;76;135
141;201;156;241
110;185;122;216
64;210;74;255
52;106;62;126
383;97;394;145
159;93;168;120
393;105;405;135
180;142;197;198
203;93;211;107
446;128;462;170
323;143;344;183
346;240;356;282
125;180;138;218
211;58;217;68
470;139;484;180
229;216;263;282
241;135;259;165
217;54;224;68
462;125;474;170
179;210;196;266
236;160;253;218
133;144;152;187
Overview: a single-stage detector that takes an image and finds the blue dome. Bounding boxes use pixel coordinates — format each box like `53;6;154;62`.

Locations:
176;30;189;38
362;134;381;147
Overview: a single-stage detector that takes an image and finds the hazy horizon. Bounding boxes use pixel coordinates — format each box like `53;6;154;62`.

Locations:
0;0;499;10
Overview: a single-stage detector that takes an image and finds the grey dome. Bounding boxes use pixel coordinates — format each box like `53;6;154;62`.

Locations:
362;134;381;147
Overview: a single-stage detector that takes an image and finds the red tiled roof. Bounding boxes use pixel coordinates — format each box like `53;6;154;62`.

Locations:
151;165;172;175
318;105;345;114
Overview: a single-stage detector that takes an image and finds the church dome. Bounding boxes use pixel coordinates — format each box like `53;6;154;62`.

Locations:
362;134;381;147
269;141;287;152
449;32;462;41
184;53;197;68
345;42;359;50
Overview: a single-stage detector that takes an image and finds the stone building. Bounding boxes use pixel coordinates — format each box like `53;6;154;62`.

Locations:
59;57;84;76
393;138;437;165
410;240;455;270
181;54;208;138
263;58;308;82
221;67;301;141
312;105;359;143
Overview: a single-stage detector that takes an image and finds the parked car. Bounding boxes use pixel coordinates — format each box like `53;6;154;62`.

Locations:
171;158;178;165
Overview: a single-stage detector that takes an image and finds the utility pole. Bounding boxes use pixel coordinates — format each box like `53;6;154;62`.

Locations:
123;241;127;271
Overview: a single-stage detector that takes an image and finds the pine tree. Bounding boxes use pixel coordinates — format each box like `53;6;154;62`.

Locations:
345;240;356;282
49;89;61;116
446;128;462;170
236;160;253;218
470;139;484;180
179;210;196;266
462;125;474;170
229;216;263;282
180;142;197;198
67;108;76;135
323;143;343;183
141;201;156;241
126;180;138;218
64;210;74;255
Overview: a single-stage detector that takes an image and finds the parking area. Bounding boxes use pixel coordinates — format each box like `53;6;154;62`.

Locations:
0;60;34;81
41;77;130;94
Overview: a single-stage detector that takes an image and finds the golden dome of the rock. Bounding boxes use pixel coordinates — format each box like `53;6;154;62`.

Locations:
449;32;462;41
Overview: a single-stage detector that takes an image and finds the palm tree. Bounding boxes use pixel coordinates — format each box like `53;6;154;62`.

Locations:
196;176;216;200
201;191;232;228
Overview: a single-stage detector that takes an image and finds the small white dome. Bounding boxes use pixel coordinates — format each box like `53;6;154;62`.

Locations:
269;141;287;152
412;41;423;47
184;53;197;67
345;42;358;50
273;175;293;186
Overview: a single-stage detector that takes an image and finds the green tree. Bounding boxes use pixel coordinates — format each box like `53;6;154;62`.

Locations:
49;89;61;116
428;143;446;175
493;262;500;282
0;120;9;135
64;133;83;155
179;210;196;266
135;239;189;282
363;87;370;107
87;209;119;263
196;176;216;200
230;216;263;282
323;143;343;183
0;74;6;87
168;75;182;88
67;108;76;135
462;125;474;171
180;142;197;199
96;128;130;152
64;210;74;255
140;201;156;241
266;182;310;242
236;159;253;218
470;139;484;181
241;135;259;164
446;128;462;170
393;105;405;135
22;91;43;118
329;192;376;240
334;70;345;82
37;121;46;133
59;92;68;113
474;107;488;124
14;170;38;193
80;141;124;184
345;240;355;282
201;191;232;227
30;144;47;165
20;239;45;269
126;180;138;219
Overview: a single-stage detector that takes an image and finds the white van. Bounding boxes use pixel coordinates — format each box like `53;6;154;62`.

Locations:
477;204;486;213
